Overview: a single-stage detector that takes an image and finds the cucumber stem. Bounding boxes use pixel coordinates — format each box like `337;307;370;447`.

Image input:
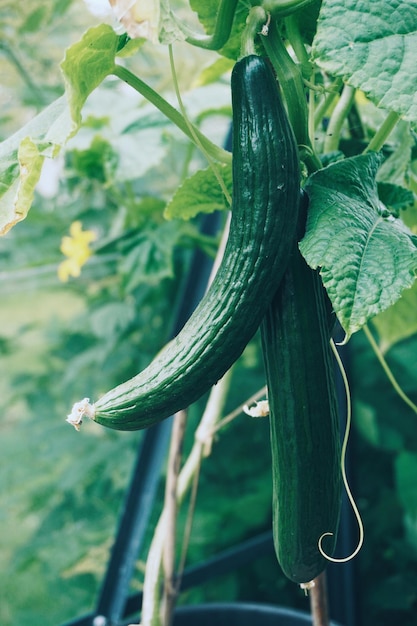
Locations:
364;109;401;153
262;0;316;17
112;65;232;165
239;6;267;58
363;324;417;416
261;18;321;173
284;14;311;75
313;77;343;129
323;83;356;153
180;0;239;50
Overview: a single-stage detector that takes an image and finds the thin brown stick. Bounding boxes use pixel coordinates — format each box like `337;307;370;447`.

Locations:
309;571;330;626
162;410;187;626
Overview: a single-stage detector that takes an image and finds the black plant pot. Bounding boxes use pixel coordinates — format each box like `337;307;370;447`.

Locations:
173;602;343;626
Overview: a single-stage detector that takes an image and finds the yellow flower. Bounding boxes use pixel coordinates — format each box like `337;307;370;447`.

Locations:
58;221;97;282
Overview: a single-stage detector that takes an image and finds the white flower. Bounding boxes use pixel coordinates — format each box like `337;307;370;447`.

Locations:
109;0;160;43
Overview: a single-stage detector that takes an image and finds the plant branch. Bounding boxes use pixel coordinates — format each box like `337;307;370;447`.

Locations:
363;324;417;416
180;0;239;50
313;77;343;129
161;410;187;626
239;6;267;58
364;109;401;153
112;65;231;165
139;370;234;626
261;18;321;173
168;46;232;207
323;83;356;153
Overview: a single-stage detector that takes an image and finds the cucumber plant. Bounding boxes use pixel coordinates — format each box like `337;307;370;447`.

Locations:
260;202;342;584
66;53;301;431
3;1;417;625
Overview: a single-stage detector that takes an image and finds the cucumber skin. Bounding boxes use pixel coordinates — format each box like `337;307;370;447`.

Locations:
261;239;342;584
92;55;300;431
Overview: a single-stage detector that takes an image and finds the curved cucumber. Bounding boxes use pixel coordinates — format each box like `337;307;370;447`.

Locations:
261;223;342;584
76;55;300;431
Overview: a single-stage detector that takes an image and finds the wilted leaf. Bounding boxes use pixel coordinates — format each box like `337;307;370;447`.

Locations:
0;97;72;234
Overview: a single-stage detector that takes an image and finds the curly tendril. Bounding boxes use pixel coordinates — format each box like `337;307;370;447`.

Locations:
318;339;364;564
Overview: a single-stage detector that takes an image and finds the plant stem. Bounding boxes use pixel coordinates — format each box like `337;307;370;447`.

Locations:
162;410;187;626
239;6;267;58
309;572;330;626
363;324;417;416
284;14;311;73
364;109;401;153
168;46;232;206
323;83;356;153
112;65;231;165
140;371;233;626
263;0;316;16
181;0;239;50
261;18;321;173
313;77;343;129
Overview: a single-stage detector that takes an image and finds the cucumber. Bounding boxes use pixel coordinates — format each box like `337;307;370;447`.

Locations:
68;55;300;431
261;211;342;584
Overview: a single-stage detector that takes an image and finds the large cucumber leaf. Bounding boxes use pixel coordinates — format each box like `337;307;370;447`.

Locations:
300;152;417;341
312;0;417;123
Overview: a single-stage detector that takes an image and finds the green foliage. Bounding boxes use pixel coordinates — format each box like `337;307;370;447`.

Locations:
301;153;417;339
313;0;417;122
165;164;232;219
2;1;417;625
350;331;417;625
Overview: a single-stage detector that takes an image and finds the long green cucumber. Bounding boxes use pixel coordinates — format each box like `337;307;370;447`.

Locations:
67;55;300;431
260;213;342;584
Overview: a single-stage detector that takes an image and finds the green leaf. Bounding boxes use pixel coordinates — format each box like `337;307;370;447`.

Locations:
300;152;417;340
0;96;72;235
194;57;235;87
377;182;414;217
376;122;414;187
164;164;232;220
159;0;187;44
60;24;119;133
312;0;417;123
189;0;248;59
119;221;183;291
372;280;417;352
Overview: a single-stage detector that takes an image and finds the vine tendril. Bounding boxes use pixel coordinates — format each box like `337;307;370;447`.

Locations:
318;339;364;563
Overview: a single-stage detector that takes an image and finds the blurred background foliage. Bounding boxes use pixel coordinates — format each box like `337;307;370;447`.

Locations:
1;2;417;626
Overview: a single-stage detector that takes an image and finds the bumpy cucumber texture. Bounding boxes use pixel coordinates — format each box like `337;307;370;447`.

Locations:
261;212;342;584
68;55;300;431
